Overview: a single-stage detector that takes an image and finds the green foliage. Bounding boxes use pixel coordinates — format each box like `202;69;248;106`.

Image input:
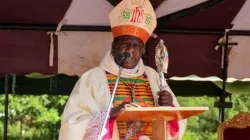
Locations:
0;94;68;140
0;93;249;139
177;93;250;140
25;73;54;79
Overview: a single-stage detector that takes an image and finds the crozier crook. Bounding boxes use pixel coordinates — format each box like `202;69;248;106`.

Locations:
154;34;169;90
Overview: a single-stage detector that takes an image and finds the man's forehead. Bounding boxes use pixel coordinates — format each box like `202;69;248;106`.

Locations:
116;35;143;43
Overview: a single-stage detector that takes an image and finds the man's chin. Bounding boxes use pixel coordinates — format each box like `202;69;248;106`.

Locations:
122;63;137;69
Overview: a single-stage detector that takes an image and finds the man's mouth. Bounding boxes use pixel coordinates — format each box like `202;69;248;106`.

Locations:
124;58;134;62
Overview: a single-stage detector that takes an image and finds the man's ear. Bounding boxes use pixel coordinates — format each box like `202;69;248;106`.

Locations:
142;44;145;54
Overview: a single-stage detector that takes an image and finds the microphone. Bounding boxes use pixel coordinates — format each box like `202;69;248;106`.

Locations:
124;51;132;59
117;51;133;64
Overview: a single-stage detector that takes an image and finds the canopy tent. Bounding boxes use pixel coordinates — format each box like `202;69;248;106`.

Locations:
0;0;250;79
1;1;250;137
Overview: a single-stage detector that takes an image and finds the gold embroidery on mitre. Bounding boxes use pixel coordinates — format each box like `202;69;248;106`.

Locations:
131;0;146;5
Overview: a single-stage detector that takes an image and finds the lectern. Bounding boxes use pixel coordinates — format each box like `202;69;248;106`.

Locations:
117;106;209;140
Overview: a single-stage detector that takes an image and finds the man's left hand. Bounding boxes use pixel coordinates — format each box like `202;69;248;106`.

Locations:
157;90;173;106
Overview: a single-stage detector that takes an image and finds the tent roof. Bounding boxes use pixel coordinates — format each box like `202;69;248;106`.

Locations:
1;0;247;29
0;0;250;80
0;0;71;24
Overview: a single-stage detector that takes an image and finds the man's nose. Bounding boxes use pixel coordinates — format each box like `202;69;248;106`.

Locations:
126;45;134;52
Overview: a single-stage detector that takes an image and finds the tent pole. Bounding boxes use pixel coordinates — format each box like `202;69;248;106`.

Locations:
219;32;229;123
0;24;226;35
219;31;230;123
1;24;250;36
214;31;233;123
4;74;9;140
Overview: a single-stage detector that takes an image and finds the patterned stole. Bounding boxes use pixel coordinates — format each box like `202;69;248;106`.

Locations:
106;71;155;140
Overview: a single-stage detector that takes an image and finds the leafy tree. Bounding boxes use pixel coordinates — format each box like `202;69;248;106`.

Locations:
177;93;250;140
0;94;68;140
0;93;249;139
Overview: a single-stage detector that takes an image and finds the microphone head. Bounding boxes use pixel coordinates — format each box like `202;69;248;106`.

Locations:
117;54;125;61
116;51;133;65
124;51;132;59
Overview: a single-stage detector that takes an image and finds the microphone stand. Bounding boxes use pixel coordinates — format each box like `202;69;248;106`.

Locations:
98;66;123;140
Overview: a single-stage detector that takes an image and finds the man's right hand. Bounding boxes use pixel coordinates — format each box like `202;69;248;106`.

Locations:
110;102;130;118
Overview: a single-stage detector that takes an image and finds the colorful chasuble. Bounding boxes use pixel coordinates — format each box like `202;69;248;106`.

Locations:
106;71;155;140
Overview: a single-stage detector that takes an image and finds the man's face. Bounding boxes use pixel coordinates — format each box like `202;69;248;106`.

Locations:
112;35;144;69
